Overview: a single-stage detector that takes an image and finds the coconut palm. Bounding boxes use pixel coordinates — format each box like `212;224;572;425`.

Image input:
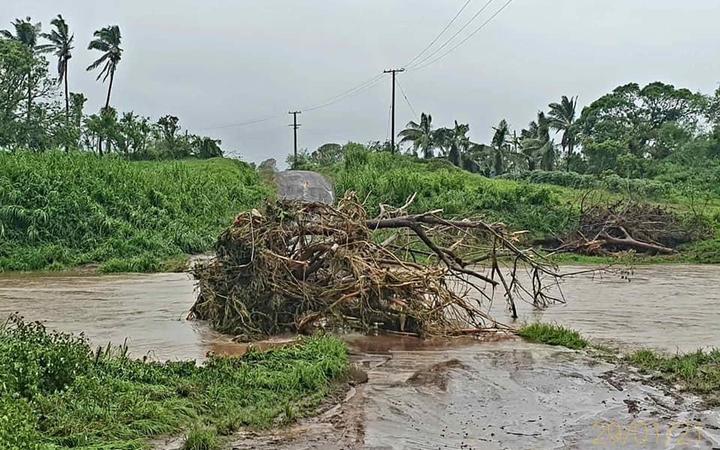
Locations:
435;121;470;166
42;15;74;123
490;119;511;176
399;113;437;159
1;17;52;127
521;112;556;171
548;95;578;171
87;25;123;109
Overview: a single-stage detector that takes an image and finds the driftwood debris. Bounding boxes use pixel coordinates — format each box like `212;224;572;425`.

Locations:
552;200;704;256
190;193;564;339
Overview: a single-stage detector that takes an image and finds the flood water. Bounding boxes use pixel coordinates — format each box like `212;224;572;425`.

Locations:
2;265;720;449
1;265;717;357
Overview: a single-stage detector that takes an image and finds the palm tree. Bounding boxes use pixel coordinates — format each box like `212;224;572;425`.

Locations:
1;17;52;128
42;15;74;125
87;25;123;110
490;119;511;176
399;113;436;159
435;121;470;167
521;112;556;171
548;95;578;171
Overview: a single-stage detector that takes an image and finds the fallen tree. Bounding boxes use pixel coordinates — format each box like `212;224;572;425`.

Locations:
190;193;567;339
549;200;708;256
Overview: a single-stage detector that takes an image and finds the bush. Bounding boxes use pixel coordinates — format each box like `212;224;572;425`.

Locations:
0;315;348;448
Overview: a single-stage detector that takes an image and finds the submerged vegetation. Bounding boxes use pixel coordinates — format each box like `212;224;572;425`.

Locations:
0;314;348;449
0;153;268;272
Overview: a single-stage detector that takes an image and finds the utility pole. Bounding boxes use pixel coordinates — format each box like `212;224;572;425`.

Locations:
288;111;302;169
384;68;405;154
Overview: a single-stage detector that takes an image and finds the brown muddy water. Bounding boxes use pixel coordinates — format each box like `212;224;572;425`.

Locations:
2;266;720;449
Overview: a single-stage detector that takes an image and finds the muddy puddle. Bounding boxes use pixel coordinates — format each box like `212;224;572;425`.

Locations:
2;265;720;449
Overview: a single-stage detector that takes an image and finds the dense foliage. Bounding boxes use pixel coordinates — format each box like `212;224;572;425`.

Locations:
0;154;268;271
0;15;225;159
0;314;348;449
386;82;719;181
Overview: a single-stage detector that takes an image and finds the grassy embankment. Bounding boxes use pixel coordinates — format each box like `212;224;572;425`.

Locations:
0;152;269;272
322;149;720;264
0;315;348;449
2;148;719;273
519;323;720;405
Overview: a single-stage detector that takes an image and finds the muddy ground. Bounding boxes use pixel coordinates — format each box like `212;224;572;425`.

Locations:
157;336;720;450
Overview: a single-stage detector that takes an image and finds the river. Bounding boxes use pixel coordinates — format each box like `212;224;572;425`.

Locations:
1;265;719;449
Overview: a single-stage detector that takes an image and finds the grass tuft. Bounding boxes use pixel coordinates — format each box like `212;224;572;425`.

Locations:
183;425;219;450
518;323;589;349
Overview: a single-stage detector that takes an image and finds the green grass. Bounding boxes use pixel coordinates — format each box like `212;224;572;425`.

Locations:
329;148;582;238
629;349;720;403
517;323;589;349
0;314;349;449
183;425;220;450
0;152;269;272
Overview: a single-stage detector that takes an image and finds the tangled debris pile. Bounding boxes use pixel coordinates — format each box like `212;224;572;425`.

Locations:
554;201;707;256
191;193;563;339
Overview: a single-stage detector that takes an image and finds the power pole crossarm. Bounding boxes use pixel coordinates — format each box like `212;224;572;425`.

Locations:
289;111;302;169
384;68;405;154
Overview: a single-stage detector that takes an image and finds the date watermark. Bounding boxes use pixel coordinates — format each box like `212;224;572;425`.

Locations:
591;419;705;447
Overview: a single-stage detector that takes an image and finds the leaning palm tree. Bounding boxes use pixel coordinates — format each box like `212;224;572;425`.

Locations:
399;113;436;159
87;25;123;109
435;121;470;167
490;119;511;176
547;95;578;171
521;112;556;171
42;15;74;123
1;17;52;128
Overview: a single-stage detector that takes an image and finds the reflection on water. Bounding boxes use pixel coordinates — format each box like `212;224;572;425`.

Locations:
0;265;719;359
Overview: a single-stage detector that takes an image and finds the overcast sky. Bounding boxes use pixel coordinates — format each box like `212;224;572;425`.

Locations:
3;1;719;165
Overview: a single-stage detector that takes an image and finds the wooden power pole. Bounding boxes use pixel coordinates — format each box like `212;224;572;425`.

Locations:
289;111;302;168
384;68;405;154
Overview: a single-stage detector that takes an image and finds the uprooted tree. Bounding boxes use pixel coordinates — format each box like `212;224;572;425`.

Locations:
549;199;709;256
190;193;567;339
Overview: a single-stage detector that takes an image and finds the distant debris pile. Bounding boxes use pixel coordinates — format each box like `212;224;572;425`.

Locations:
554;201;708;256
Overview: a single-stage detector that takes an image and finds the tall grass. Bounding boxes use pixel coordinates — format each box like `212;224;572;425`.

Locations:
0;152;269;272
332;149;580;236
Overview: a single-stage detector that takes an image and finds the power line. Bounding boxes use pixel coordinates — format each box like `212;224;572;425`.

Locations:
199;114;284;131
200;73;384;130
396;78;417;118
410;0;514;72
405;0;496;70
403;0;474;68
300;73;385;112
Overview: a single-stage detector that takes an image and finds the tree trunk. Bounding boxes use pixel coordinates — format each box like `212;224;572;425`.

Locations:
566;139;575;172
26;68;32;146
105;70;114;110
64;66;69;153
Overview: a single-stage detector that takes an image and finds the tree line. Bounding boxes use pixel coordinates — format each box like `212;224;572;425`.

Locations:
298;82;720;185
393;82;720;179
0;15;223;159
